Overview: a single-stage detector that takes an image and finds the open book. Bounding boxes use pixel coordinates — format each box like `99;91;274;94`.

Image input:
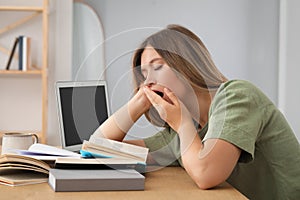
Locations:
0;143;81;186
80;138;149;170
16;143;81;161
81;138;148;162
0;154;50;186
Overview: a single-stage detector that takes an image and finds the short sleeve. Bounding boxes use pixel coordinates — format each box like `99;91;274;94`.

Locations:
143;128;181;166
204;80;265;163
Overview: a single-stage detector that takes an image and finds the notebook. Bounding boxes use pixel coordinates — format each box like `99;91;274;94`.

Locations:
55;80;110;152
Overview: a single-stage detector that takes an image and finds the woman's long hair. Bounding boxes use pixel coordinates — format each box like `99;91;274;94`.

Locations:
132;24;227;127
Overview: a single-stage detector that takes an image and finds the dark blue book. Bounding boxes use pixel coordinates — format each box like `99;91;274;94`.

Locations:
18;35;24;70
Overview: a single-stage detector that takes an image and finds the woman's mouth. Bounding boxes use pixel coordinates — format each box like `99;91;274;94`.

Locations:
152;89;173;104
154;90;164;97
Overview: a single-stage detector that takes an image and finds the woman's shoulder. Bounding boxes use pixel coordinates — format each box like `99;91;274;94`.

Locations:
215;79;273;107
220;79;259;92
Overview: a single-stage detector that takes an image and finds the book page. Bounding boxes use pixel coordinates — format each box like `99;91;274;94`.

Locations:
0;154;50;171
87;138;148;161
0;165;48;174
82;138;148;162
18;143;81;158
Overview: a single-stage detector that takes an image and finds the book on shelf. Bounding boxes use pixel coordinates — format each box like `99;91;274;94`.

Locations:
48;168;145;192
4;35;31;71
0;154;50;186
18;35;31;71
5;37;19;70
81;138;149;164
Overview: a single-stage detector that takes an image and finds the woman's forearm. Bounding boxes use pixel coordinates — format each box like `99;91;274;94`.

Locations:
178;122;241;189
91;89;151;141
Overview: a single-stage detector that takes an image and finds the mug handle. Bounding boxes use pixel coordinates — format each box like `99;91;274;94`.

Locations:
32;133;39;144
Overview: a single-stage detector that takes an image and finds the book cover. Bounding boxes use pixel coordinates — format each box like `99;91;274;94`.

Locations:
0;154;50;186
5;37;19;70
48;168;145;192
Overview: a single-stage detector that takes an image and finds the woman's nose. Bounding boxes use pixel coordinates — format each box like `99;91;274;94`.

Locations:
144;73;156;86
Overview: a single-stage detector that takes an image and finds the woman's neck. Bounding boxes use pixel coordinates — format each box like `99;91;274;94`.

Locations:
186;89;215;129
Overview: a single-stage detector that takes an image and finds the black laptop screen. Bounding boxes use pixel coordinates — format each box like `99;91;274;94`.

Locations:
59;85;108;146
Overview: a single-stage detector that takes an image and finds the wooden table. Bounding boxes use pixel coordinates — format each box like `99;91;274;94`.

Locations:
0;166;247;200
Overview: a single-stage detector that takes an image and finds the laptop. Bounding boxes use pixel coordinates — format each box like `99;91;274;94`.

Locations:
55;80;110;152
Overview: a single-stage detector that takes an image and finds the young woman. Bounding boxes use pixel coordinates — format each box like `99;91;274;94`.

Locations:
90;24;300;199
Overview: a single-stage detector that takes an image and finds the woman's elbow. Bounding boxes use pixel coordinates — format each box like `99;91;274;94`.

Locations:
191;169;225;190
192;174;214;190
195;179;215;190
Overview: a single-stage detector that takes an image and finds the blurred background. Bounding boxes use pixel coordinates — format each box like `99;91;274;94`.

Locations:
0;0;298;145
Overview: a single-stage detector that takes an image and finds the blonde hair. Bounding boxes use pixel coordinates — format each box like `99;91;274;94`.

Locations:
132;24;227;126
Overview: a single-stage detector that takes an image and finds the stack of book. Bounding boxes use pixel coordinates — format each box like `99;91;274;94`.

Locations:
5;35;31;71
0;138;148;191
0;154;50;186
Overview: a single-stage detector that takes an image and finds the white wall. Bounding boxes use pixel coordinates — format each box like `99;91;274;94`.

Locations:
47;0;73;145
3;0;298;145
0;0;73;145
81;0;280;141
0;0;44;133
279;0;300;140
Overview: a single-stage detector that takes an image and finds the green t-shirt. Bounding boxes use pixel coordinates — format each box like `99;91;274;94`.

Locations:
144;80;300;200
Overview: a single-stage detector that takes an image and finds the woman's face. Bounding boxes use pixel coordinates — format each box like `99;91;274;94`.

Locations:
140;46;190;102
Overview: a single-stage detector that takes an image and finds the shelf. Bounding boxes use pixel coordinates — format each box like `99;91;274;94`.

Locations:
0;0;48;144
0;69;43;75
0;6;43;12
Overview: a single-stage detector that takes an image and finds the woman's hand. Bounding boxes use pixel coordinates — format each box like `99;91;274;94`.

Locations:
129;86;152;116
93;85;151;142
143;86;193;133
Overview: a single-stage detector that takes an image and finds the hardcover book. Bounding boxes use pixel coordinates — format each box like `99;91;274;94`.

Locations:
48;168;145;192
18;36;31;71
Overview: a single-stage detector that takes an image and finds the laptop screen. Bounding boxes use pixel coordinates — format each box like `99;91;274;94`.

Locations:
56;81;110;151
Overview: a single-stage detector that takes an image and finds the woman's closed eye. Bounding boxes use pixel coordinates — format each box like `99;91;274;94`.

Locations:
141;65;163;79
154;65;163;71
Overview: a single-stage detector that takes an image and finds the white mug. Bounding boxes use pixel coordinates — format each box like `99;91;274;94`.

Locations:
1;132;38;155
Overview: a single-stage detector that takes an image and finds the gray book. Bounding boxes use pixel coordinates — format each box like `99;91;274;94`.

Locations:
48;168;145;192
